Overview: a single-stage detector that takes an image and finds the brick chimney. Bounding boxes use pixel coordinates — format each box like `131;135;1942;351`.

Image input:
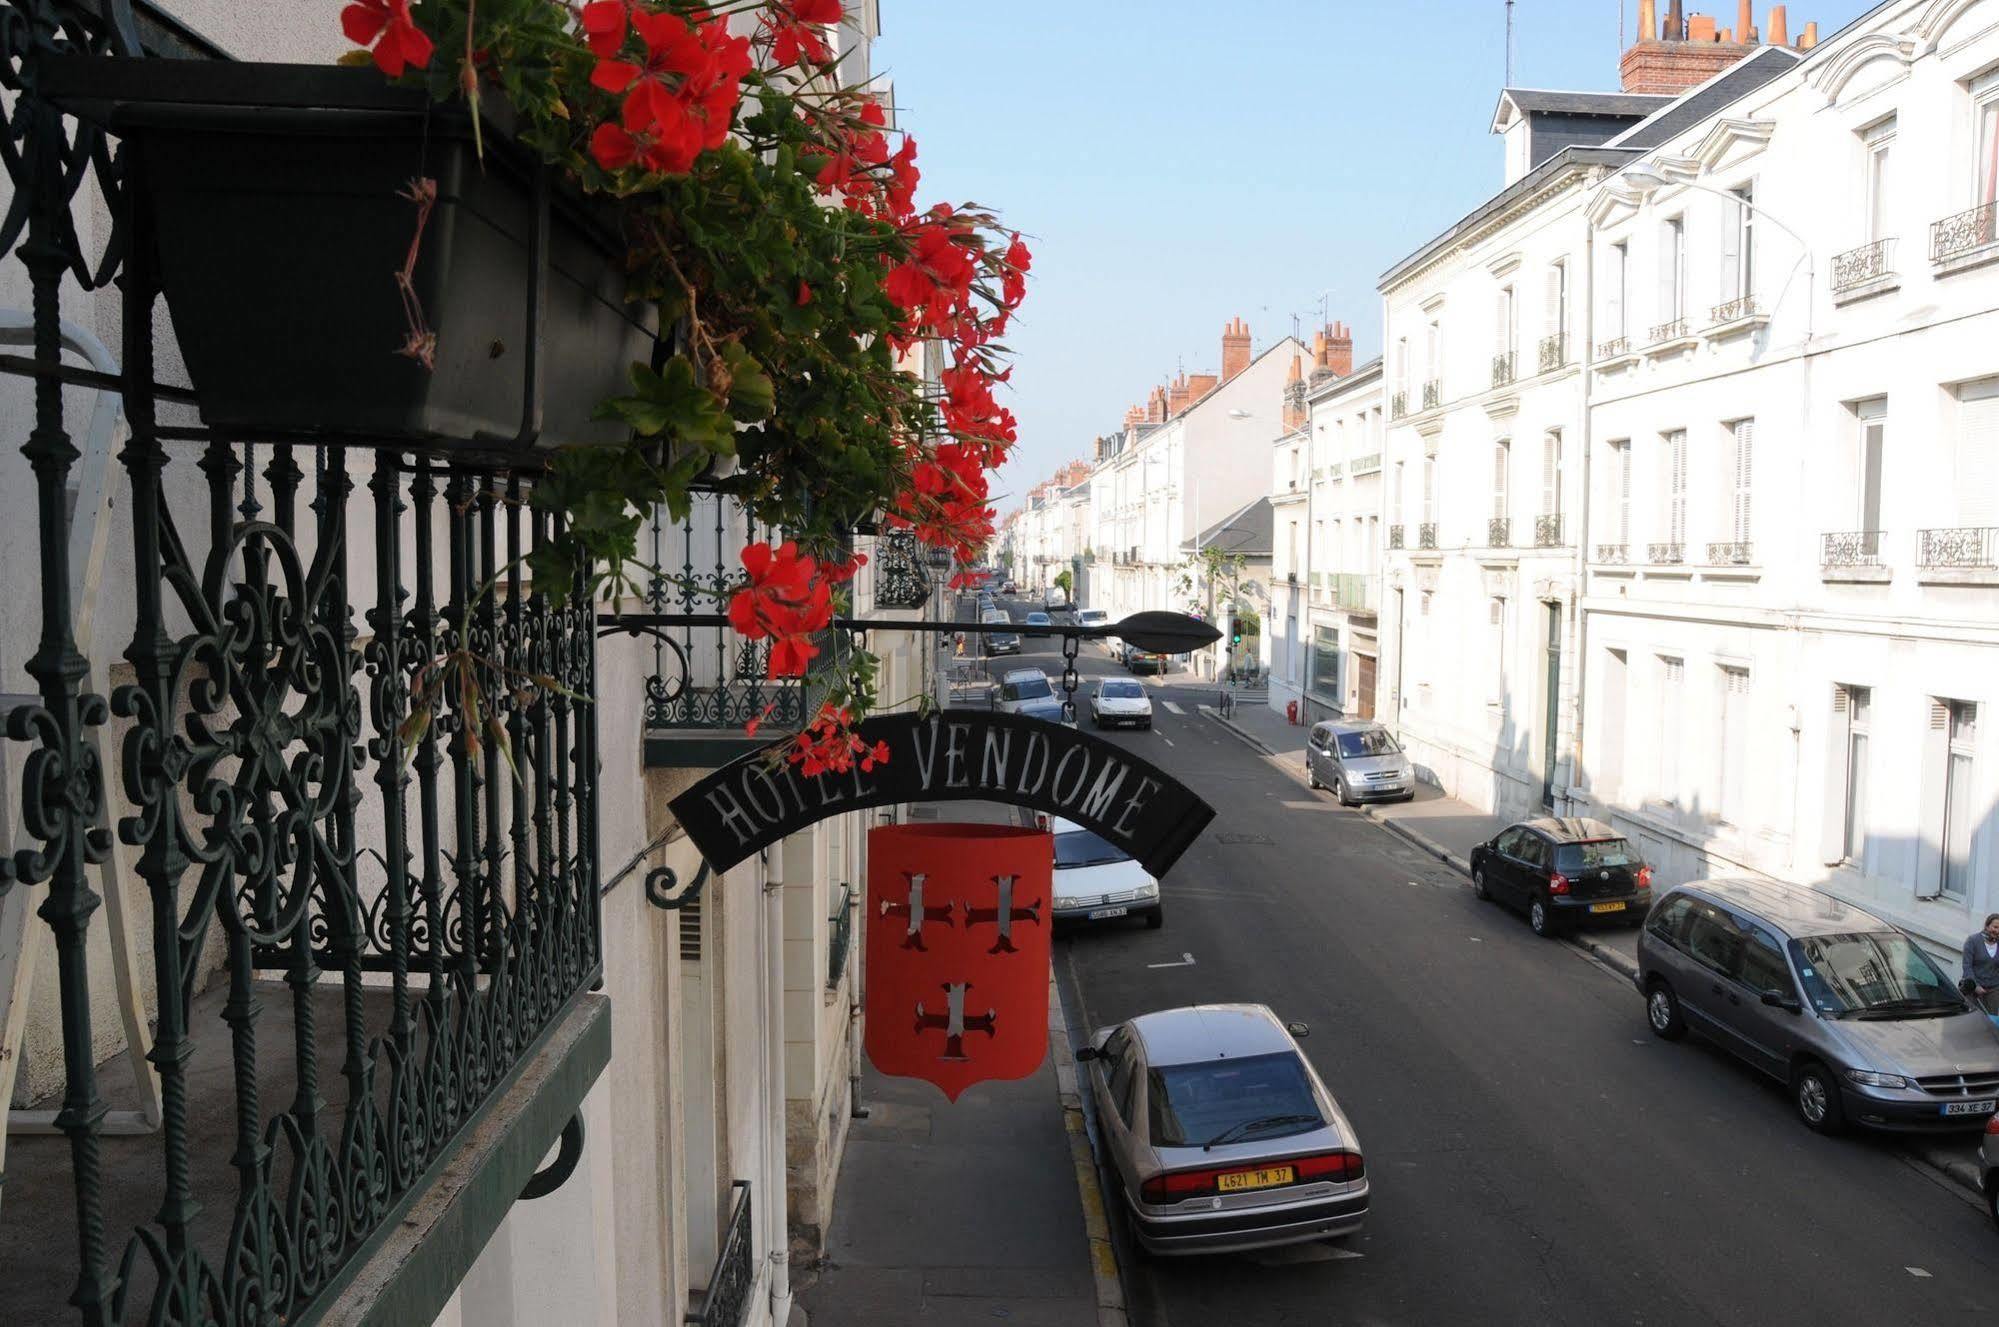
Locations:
1220;317;1252;383
1146;386;1168;423
1123;404;1144;432
1167;373;1192;416
1323;320;1354;377
1282;355;1308;431
1621;4;1800;96
1183;372;1219;405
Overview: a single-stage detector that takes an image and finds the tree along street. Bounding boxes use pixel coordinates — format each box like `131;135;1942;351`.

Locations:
988;618;1995;1327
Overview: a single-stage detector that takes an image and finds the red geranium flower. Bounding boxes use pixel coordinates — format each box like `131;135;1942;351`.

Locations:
579;1;628;57
341;0;433;77
727;541;834;679
765;0;844;67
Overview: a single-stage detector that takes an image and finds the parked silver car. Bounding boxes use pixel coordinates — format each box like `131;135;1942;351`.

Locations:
1078;1004;1367;1256
1305;721;1414;804
1636;878;1999;1134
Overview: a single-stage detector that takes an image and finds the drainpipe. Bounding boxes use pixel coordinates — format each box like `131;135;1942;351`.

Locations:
762;848;792;1326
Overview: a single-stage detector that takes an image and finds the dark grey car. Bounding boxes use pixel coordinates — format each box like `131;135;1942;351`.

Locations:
1636;878;1999;1134
1305;721;1414;804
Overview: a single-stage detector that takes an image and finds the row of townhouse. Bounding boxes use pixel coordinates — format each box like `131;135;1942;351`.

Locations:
0;4;952;1327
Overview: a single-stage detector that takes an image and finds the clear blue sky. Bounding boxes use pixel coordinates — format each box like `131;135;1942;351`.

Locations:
875;0;1877;517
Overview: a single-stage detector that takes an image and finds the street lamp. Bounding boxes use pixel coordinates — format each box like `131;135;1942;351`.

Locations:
1619;163;1815;338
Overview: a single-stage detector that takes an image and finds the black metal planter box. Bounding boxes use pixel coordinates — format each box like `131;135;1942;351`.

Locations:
49;60;656;453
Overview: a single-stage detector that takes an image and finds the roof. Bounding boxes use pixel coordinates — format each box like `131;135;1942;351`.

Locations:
1669;877;1890;938
1606;45;1801;151
1305;356;1384;402
1129;1004;1297;1064
1491;88;1669;131
1182;497;1273;558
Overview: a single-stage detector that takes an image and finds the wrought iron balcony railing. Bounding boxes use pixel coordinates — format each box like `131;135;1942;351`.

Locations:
1492;352;1517;388
1537;333;1567;373
875;529;935;609
1595;543;1629;564
1418;522;1438;550
1710;295;1760;324
827;886;856;989
1388;524;1405;550
1595;335;1630;360
1918;526;1999;568
1350;452;1382;474
644;497;808;740
1488;516;1512;547
1535;514;1564;547
688;1182;757;1326
1707;540;1754;565
1649;317;1688;344
1391;390;1408;419
1649;541;1686;564
1821;530;1882;567
1932;202;1999;264
1831;239;1894;292
1421;380;1442;411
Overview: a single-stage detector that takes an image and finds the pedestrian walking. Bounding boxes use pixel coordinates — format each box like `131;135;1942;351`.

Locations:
1961;915;1999;1014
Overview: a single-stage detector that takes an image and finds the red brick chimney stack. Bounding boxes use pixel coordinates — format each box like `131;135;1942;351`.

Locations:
1737;0;1755;42
1220;317;1252;384
1282;354;1307;431
1767;5;1788;44
1622;4;1808;95
1123;404;1144;432
1324;321;1354;377
1167;373;1191;416
1146;386;1168;423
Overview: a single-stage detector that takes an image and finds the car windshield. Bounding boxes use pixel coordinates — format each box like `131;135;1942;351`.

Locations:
1006;676;1052;700
1148;1052;1323;1148
1099;682;1144;699
1555;840;1638;871
1335;729;1398;758
1054;829;1128;868
1789;932;1964;1018
1026;613;1051;624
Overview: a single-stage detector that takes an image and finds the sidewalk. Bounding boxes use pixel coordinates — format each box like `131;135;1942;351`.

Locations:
1204;699;1985;1200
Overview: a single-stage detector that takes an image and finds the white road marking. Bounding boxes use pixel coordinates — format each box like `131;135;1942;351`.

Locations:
1160;736;1174;746
1906;1268;1932;1278
1162;700;1186;715
1467;936;1483;943
1146;952;1197;969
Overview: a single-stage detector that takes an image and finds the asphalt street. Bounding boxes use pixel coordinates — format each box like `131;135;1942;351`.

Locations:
981;599;1999;1327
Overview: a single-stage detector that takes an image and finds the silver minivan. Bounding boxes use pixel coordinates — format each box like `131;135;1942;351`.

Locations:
1305;721;1414;805
1635;878;1999;1134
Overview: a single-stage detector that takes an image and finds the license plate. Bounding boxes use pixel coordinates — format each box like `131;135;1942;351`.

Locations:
1216;1165;1296;1193
1087;906;1128;920
1588;901;1626;914
1942;1100;1995;1116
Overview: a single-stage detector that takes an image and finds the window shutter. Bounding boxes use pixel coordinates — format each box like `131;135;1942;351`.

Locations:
1734;419;1754;544
1618;442;1633;543
1821;687;1848;865
1496;288;1512;357
1493;440;1508;518
1658;223;1677;321
1720;202;1741;304
1957;388;1999;526
1544;263;1563;338
1607;246;1625;339
1833;686;1849;716
1542;432;1559;516
1917;700;1950;897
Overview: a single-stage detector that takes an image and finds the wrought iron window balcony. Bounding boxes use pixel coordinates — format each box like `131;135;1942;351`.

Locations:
1488;516;1512;547
1595;543;1629;564
1492;352;1517;388
1649;541;1685;564
1537;333;1568;374
1918;526;1999;569
1707;540;1754;565
688;1181;756;1326
1595;335;1630;361
1831;239;1895;292
1418;522;1438;550
1391;390;1408;420
1932;202;1999;265
1710;295;1760;325
1350;452;1382;474
1821;530;1882;567
1648;317;1689;345
1388;524;1405;550
1421;380;1442;411
1535;514;1564;547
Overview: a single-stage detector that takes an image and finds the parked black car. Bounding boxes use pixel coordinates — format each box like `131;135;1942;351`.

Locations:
1468;818;1652;937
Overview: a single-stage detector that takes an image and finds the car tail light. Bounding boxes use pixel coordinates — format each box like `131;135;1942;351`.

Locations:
1138;1151;1364;1203
1548;872;1571;895
1636;865;1654;889
1986;1112;1999;1137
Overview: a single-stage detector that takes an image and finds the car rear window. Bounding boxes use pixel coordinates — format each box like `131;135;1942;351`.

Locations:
1006;676;1052;700
1147;1052;1322;1148
1335;729;1399;758
1054;829;1128;868
1555;840;1638;871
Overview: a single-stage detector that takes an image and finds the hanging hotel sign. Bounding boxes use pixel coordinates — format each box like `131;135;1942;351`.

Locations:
670;711;1213;878
865;824;1054;1100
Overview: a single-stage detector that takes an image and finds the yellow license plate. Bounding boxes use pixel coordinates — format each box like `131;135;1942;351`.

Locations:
1589;901;1626;914
1216;1165;1295;1193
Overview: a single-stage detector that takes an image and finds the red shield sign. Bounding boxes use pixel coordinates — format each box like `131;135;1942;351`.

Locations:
865;824;1053;1102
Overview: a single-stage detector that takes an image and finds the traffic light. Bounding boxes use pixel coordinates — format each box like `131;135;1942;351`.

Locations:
1228;616;1243;646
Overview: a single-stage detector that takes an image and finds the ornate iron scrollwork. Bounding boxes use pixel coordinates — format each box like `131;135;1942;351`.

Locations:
874;529;932;609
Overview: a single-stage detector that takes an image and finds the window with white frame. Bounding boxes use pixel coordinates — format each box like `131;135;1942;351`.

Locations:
1599;647;1628;794
1933;700;1979;900
1660;216;1685;327
1717;665;1749;822
1609;439;1632;547
1607;240;1628;341
1975;68;1999;209
1828;684;1871;868
1953;377;1999;530
1663;429;1688;546
1489;598;1506;705
1393;460;1406;527
1727;418;1754;549
1496;284;1517;367
1721;186;1754;305
1422;454;1436;527
1546;258;1569;356
1658;655;1684;803
1854;399;1885;541
1861;116;1894;244
1541;430;1563;520
1493;437;1510;522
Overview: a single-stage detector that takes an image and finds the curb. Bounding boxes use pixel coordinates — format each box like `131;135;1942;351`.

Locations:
1049;970;1128;1327
1205;712;1987;1202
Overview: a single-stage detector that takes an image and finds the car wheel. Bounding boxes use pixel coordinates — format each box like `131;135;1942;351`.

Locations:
1471;866;1490;900
1145;908;1164;930
1645;980;1687;1041
1793;1061;1847;1135
1528;898;1557;937
1307;764;1322;789
1332;776;1353;807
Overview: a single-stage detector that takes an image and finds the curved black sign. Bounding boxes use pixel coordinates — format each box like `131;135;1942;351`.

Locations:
670;711;1214;878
